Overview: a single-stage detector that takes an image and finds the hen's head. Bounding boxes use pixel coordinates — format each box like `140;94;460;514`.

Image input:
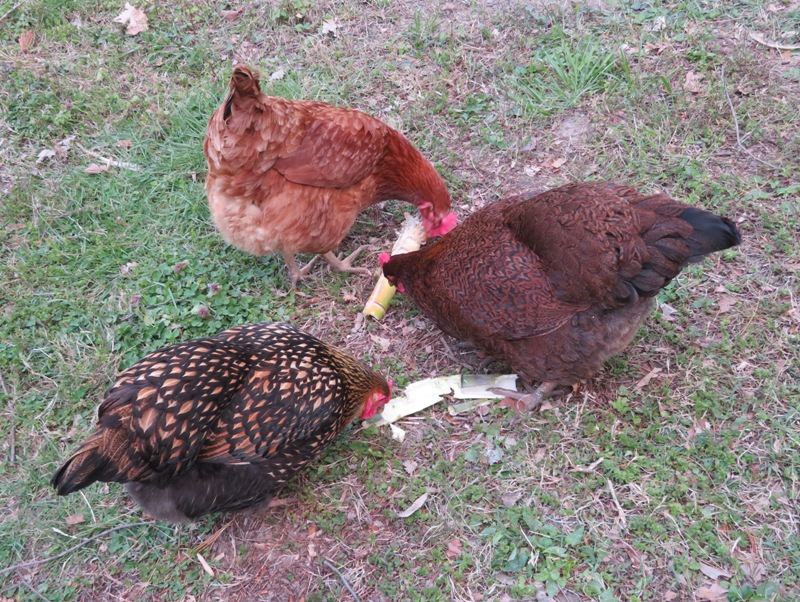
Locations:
361;379;392;420
418;202;458;238
380;253;406;293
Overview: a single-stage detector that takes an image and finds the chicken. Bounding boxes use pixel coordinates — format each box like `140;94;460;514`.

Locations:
382;182;741;409
51;322;391;521
204;65;458;287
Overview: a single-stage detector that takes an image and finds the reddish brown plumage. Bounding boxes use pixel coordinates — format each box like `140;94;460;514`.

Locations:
383;182;741;389
51;322;390;521
204;64;456;286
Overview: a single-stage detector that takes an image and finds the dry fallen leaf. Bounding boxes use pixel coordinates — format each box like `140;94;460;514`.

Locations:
402;459;418;475
500;491;523;507
696;582;727;601
113;3;149;36
120;261;138;274
221;8;243;21
684;70;705;94
196;552;215;577
663;592;678;601
718;295;737;313
321;19;339;36
116;139;132;148
270;68;285;81
687;418;712;441
397;490;428;518
55;135;75;159
700;562;732;580
445;538;462;559
19;30;34;52
36;149;56;164
66;514;85;527
660;301;678;321
84;163;109;174
551;157;567;169
633;367;662;391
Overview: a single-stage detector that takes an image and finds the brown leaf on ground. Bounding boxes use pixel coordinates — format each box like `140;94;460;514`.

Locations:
85;163;109;174
500;491;523;507
402;460;418;475
684;70;705;94
718;295;737;313
696;582;727;601
221;8;243;21
113;3;149;36
663;592;678;601
117;139;132;148
196;552;215;577
397;491;428;518
633;367;662;391
445;538;462;559
66;514;85;527
499;396;526;411
19;30;34;52
700;561;732;580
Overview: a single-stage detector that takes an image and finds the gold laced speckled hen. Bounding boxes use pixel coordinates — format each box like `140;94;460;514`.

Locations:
51;322;391;521
382;182;741;409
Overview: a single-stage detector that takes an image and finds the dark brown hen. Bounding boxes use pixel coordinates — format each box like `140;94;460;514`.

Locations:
383;182;741;408
51;322;391;521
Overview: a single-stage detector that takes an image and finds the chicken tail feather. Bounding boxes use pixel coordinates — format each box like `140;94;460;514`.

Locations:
230;64;261;99
51;431;126;495
679;207;742;262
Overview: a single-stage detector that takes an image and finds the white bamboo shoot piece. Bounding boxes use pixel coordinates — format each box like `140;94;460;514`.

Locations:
372;373;518;425
363;214;427;319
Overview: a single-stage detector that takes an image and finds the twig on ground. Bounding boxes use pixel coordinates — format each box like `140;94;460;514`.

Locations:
0;1;26;24
720;66;779;170
748;31;800;51
0;521;157;576
77;143;143;172
195;521;232;553
0;371;14;464
20;579;53;602
322;559;362;602
607;479;628;530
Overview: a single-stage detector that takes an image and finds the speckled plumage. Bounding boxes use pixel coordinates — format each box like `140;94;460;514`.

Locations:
51;322;390;521
383;182;741;388
204;65;453;285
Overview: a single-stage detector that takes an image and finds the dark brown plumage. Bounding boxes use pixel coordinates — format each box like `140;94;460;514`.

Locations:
51;322;391;521
383;182;741;407
204;64;457;287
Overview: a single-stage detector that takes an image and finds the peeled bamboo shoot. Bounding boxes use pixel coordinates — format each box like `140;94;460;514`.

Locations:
363;214;426;319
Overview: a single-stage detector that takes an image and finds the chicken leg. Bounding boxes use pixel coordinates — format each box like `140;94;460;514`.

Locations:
490;381;558;412
282;252;319;289
322;245;371;276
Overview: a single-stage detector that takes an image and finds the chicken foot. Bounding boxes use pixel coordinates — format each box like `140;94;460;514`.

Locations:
489;381;557;412
321;245;371;276
282;252;320;289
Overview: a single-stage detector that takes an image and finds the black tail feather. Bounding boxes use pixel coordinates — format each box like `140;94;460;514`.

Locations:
680;207;742;262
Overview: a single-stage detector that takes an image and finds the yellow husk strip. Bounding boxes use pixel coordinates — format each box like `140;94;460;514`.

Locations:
363;214;426;319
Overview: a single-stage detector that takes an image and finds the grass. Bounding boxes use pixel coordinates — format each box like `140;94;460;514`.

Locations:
1;0;798;600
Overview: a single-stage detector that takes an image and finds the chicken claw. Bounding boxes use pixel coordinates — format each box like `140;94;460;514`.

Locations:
489;382;557;412
282;252;319;289
322;245;372;276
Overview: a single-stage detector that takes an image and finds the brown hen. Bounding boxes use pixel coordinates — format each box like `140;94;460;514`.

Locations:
383;182;741;408
204;65;457;287
51;322;391;521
